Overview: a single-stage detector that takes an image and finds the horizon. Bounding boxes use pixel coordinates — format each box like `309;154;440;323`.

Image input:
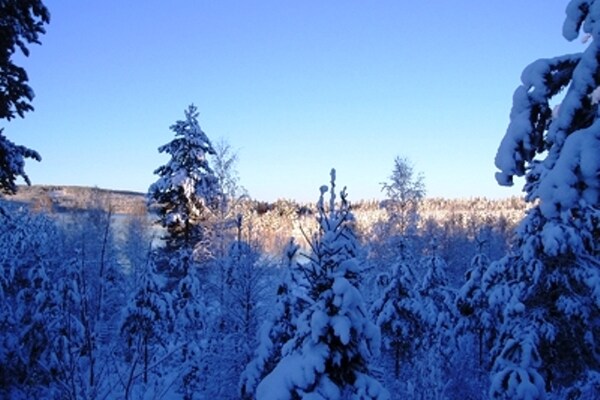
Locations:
12;183;526;204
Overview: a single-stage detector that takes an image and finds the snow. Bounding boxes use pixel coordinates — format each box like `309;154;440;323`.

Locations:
489;327;546;400
583;267;600;305
256;347;330;400
0;131;41;194
536;118;600;220
494;86;535;185
563;0;589;41
564;0;600;41
331;315;351;345
310;309;329;342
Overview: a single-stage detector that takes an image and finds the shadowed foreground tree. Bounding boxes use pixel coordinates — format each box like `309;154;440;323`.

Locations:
0;0;49;194
486;1;600;398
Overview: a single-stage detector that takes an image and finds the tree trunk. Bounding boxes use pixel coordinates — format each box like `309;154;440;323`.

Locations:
144;335;149;384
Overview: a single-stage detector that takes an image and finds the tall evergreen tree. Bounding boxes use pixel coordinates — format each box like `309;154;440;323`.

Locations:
0;0;48;194
488;1;600;397
256;170;388;400
148;104;220;268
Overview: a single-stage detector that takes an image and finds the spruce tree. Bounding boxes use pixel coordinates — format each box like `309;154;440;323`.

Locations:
487;1;600;397
415;242;457;398
371;251;425;380
456;237;497;370
256;170;389;400
0;0;48;194
0;209;68;398
120;258;173;395
173;266;207;400
148;104;220;268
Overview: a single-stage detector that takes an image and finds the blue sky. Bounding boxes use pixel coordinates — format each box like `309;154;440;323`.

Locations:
6;1;583;202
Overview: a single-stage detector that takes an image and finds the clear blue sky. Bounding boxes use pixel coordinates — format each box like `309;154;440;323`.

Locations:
6;1;582;202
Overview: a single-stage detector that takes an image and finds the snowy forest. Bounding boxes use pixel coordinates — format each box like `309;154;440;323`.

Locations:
2;1;600;399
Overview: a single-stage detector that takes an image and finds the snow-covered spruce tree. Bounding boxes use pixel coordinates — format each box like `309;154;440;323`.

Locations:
256;170;389;400
487;1;600;398
13;257;61;398
240;238;306;399
172;260;207;400
418;240;455;345
453;236;498;398
44;259;89;400
0;0;48;194
370;250;424;382
413;240;457;398
0;208;75;399
456;236;496;370
0;211;44;373
148;104;220;276
120;257;174;399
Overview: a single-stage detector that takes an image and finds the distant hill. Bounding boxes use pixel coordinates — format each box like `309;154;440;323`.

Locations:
2;185;527;222
3;185;147;215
